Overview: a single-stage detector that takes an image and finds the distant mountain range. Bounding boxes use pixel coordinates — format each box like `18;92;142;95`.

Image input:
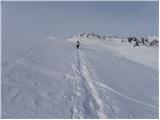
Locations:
67;32;159;47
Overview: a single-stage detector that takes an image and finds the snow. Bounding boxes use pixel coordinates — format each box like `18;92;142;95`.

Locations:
2;34;74;118
67;33;159;70
106;39;159;70
2;33;159;118
147;36;159;42
115;46;158;70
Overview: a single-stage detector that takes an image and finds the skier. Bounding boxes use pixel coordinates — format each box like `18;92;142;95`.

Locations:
76;40;80;49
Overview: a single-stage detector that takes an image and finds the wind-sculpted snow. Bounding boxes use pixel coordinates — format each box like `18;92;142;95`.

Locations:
2;33;159;118
2;34;75;118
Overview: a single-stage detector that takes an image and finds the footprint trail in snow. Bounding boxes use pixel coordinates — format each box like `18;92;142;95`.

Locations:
66;49;107;119
66;47;158;119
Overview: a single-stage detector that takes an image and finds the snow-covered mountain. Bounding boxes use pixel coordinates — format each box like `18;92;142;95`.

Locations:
67;32;119;42
147;36;159;42
2;33;159;118
147;36;159;47
67;32;159;47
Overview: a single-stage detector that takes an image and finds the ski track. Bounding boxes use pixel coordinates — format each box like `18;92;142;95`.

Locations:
67;48;157;119
93;79;157;110
67;49;107;119
3;44;36;70
67;50;85;119
79;50;107;118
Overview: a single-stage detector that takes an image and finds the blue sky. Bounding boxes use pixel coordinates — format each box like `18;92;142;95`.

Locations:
2;1;159;38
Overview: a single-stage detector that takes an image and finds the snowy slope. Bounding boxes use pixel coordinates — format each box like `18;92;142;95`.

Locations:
2;33;159;118
67;33;159;70
2;34;75;118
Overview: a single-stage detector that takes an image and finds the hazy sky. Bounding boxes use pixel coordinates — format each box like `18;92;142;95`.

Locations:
2;1;159;38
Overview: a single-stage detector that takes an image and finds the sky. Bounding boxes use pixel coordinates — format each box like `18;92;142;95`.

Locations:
2;1;159;38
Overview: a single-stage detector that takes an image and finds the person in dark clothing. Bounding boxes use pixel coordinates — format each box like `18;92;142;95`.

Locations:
76;40;80;49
